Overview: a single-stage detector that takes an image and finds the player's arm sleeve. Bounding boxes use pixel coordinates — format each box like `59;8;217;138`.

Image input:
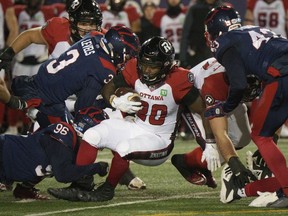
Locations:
7;95;27;110
221;47;247;113
40;135;105;183
74;77;107;112
182;86;201;107
112;73;130;89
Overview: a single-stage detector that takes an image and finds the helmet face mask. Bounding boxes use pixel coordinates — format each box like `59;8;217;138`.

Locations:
73;106;109;137
204;6;241;45
68;0;103;42
101;26;140;67
138;36;175;86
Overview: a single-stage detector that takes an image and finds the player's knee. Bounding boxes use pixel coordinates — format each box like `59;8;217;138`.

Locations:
116;141;130;158
83;128;101;148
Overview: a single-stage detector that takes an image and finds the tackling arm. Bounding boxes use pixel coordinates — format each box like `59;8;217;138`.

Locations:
8;27;47;54
5;7;18;47
208;115;237;162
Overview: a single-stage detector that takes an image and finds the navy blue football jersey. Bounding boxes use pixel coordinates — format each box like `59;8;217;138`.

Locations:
212;26;288;81
34;34;116;109
1;121;105;183
1;122;77;182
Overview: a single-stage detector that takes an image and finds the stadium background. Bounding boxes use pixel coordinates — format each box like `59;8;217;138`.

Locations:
96;0;247;22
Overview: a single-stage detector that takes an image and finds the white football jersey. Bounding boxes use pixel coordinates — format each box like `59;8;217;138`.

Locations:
17;10;47;60
102;10;131;30
160;12;185;54
251;0;287;37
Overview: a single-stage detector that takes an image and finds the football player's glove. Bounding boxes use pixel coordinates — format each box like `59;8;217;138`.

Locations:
110;93;142;114
201;142;221;172
0;47;15;72
228;156;257;188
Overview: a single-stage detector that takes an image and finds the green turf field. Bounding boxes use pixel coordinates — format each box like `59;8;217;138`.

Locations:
1;138;288;216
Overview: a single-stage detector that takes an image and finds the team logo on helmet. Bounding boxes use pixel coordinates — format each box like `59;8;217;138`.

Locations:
159;40;173;54
70;0;81;11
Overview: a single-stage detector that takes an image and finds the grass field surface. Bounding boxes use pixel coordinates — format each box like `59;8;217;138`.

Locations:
1;137;288;216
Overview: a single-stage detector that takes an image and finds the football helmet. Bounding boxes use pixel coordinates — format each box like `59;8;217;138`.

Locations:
101;26;140;66
68;0;103;42
73;106;109;137
138;36;175;86
110;0;127;12
204;6;241;42
241;75;262;102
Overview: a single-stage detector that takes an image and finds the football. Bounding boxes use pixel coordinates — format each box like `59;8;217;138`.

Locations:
114;87;141;102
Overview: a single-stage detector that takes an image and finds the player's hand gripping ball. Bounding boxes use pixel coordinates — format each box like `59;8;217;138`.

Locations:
114;87;141;102
110;87;142;114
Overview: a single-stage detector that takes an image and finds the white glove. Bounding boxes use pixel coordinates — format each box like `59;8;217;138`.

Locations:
201;143;221;172
110;93;142;114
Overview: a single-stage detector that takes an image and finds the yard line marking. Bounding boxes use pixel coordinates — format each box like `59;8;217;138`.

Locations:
25;191;218;216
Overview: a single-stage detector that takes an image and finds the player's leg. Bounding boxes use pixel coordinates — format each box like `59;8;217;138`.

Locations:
171;147;217;188
251;79;288;207
78;131;171;202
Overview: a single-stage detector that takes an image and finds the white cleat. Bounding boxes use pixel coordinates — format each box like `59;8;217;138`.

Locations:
220;164;241;203
127;177;146;190
249;191;278;207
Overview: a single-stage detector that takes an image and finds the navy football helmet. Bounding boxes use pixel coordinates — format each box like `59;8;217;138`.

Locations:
68;0;103;42
101;26;140;66
138;36;175;86
204;6;241;42
73;106;108;137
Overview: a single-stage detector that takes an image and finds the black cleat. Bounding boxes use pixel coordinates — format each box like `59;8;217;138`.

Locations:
13;183;49;200
267;189;288;208
172;154;217;188
47;186;83;201
78;181;115;202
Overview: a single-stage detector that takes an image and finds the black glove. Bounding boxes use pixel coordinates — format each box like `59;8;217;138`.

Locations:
228;156;257;188
0;47;15;72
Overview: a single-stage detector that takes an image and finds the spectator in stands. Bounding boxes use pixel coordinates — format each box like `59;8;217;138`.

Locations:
153;0;186;59
100;0;141;34
179;0;223;69
138;1;160;44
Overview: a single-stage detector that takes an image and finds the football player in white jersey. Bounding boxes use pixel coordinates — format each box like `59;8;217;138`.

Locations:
245;0;288;38
172;58;258;189
63;36;221;202
153;0;186;58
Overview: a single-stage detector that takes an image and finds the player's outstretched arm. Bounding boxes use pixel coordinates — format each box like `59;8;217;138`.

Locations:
9;27;46;54
0;78;11;103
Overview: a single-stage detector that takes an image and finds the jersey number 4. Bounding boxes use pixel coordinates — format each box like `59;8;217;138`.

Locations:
248;28;279;49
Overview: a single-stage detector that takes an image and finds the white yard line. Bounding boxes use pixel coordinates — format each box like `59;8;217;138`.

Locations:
25;191;219;216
